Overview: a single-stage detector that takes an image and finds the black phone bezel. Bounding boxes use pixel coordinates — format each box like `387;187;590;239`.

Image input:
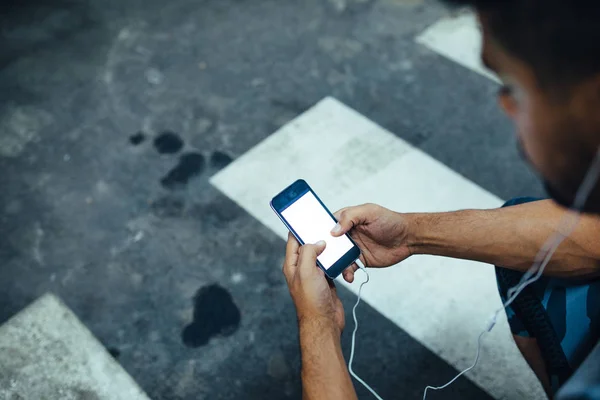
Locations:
270;179;361;279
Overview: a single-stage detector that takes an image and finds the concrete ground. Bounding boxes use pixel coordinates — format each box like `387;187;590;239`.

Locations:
0;0;546;399
0;294;150;400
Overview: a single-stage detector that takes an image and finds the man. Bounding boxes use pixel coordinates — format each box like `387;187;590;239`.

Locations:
282;0;600;398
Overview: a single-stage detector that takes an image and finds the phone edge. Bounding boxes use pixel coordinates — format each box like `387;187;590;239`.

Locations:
269;184;360;280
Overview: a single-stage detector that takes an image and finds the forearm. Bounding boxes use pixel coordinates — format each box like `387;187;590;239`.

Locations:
409;200;600;277
299;319;358;400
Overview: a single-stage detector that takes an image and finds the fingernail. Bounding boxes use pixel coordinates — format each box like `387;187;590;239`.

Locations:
315;240;326;247
331;223;341;234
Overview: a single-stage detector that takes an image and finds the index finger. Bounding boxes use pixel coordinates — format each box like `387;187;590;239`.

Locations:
333;207;350;221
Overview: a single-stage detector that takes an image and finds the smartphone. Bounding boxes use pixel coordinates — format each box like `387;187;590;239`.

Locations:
270;179;361;279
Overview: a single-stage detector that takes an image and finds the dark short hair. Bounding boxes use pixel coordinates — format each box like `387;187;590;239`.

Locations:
442;0;600;89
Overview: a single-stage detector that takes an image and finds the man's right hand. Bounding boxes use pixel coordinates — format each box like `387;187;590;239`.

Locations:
331;203;415;283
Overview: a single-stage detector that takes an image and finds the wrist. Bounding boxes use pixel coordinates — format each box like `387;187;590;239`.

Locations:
298;314;342;338
299;317;352;399
299;316;343;375
405;212;437;256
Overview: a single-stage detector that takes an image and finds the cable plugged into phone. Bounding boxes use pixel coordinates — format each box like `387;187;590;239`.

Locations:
348;258;385;400
355;258;367;271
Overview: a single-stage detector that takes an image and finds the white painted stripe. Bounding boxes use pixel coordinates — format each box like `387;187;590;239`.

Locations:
416;12;500;84
0;294;150;400
210;97;545;400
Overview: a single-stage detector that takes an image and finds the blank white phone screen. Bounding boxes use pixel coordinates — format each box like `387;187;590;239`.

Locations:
281;191;354;270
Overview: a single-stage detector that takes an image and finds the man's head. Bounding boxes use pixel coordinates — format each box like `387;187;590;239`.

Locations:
443;0;600;212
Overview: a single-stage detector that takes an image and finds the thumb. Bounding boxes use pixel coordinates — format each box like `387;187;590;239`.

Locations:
297;241;327;275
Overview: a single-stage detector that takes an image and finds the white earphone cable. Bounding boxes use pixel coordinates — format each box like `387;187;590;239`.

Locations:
348;259;385;400
423;148;600;399
348;148;600;400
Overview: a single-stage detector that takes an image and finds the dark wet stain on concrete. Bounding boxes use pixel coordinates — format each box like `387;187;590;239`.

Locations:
182;284;241;348
153;131;184;154
129;132;146;146
160;153;205;189
107;347;121;359
209;151;233;169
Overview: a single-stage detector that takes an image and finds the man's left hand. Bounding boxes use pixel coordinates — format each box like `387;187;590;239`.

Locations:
283;233;345;334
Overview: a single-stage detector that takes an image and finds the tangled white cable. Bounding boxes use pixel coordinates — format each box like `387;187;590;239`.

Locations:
348;149;600;400
423;148;600;400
